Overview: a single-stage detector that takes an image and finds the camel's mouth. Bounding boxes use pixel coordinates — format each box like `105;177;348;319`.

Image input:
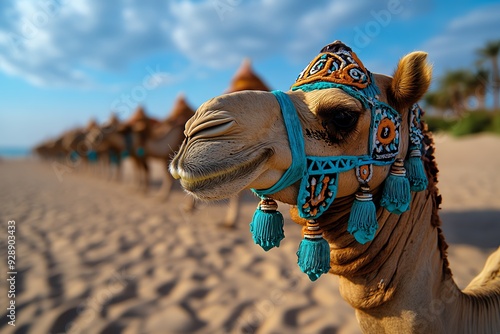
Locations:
173;149;273;200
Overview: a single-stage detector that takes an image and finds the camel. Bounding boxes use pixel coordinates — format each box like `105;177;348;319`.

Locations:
84;114;126;181
85;100;194;197
36;121;96;164
118;106;160;192
63;120;102;170
83;108;153;190
170;41;500;333
34;137;65;160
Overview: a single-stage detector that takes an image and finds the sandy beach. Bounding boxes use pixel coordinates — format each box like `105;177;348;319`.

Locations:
0;134;499;334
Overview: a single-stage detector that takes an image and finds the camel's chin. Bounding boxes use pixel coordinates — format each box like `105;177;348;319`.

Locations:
179;172;256;201
180;179;246;201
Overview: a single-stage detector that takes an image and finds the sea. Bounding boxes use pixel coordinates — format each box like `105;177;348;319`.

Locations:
0;147;32;159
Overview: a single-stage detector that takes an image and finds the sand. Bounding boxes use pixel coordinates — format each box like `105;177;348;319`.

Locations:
0;134;499;334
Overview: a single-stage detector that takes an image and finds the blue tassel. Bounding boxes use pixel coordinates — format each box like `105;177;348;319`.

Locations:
296;220;330;281
347;187;378;244
136;147;145;157
405;149;428;192
250;199;285;251
70;150;79;163
380;159;411;214
87;150;98;163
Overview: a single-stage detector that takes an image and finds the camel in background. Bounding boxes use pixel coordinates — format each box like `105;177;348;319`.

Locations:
116;106;159;193
33;137;65;160
84;114;125;181
84;100;194;198
35;119;99;167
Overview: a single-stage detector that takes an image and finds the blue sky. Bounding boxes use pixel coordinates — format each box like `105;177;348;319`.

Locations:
1;0;499;147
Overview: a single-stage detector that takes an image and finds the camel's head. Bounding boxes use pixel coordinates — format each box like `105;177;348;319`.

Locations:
171;42;431;206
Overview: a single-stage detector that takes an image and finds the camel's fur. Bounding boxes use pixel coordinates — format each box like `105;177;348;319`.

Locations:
221;59;272;227
170;50;500;333
389;52;433;111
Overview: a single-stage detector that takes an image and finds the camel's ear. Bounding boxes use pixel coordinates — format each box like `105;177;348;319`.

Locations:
388;52;432;111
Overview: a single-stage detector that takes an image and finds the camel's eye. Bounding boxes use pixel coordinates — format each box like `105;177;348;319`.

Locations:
330;109;359;129
316;107;360;144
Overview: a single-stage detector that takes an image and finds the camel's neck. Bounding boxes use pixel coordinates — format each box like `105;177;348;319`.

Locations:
306;184;500;333
308;187;461;332
288;128;500;332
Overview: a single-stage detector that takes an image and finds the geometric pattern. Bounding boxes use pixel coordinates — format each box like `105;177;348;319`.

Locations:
297;157;357;219
370;104;401;161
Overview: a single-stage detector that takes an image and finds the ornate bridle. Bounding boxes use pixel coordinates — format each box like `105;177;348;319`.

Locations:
249;41;428;281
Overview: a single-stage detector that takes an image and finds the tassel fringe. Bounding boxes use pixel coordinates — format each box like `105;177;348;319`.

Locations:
136;147;145;157
296;220;331;281
380;159;411;214
347;187;378;244
405;149;428;192
250;199;285;251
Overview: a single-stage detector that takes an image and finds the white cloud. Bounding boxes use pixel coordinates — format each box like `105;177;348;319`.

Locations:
170;0;398;68
0;0;173;87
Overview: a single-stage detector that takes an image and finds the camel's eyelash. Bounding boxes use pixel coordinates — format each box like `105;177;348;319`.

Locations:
316;107;361;144
321;121;359;144
332;126;360;144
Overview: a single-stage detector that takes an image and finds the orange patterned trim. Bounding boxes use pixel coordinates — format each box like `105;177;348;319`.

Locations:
377;118;396;145
291;51;371;90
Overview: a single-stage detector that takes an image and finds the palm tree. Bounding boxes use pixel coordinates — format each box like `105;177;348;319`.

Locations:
424;89;452;114
439;69;474;115
477;40;500;110
465;68;489;110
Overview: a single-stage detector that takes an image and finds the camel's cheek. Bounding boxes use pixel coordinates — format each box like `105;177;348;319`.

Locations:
336;170;361;198
335;163;390;198
369;165;391;190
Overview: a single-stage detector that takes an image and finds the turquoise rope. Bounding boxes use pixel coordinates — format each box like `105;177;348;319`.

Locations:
252;91;306;197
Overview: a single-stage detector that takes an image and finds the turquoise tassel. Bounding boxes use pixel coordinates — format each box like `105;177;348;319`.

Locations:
136;147;145;157
70;150;79;162
347;186;378;244
250;199;285;251
121;150;129;158
405;149;428;192
380;159;411;214
296;220;330;281
87;150;98;163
